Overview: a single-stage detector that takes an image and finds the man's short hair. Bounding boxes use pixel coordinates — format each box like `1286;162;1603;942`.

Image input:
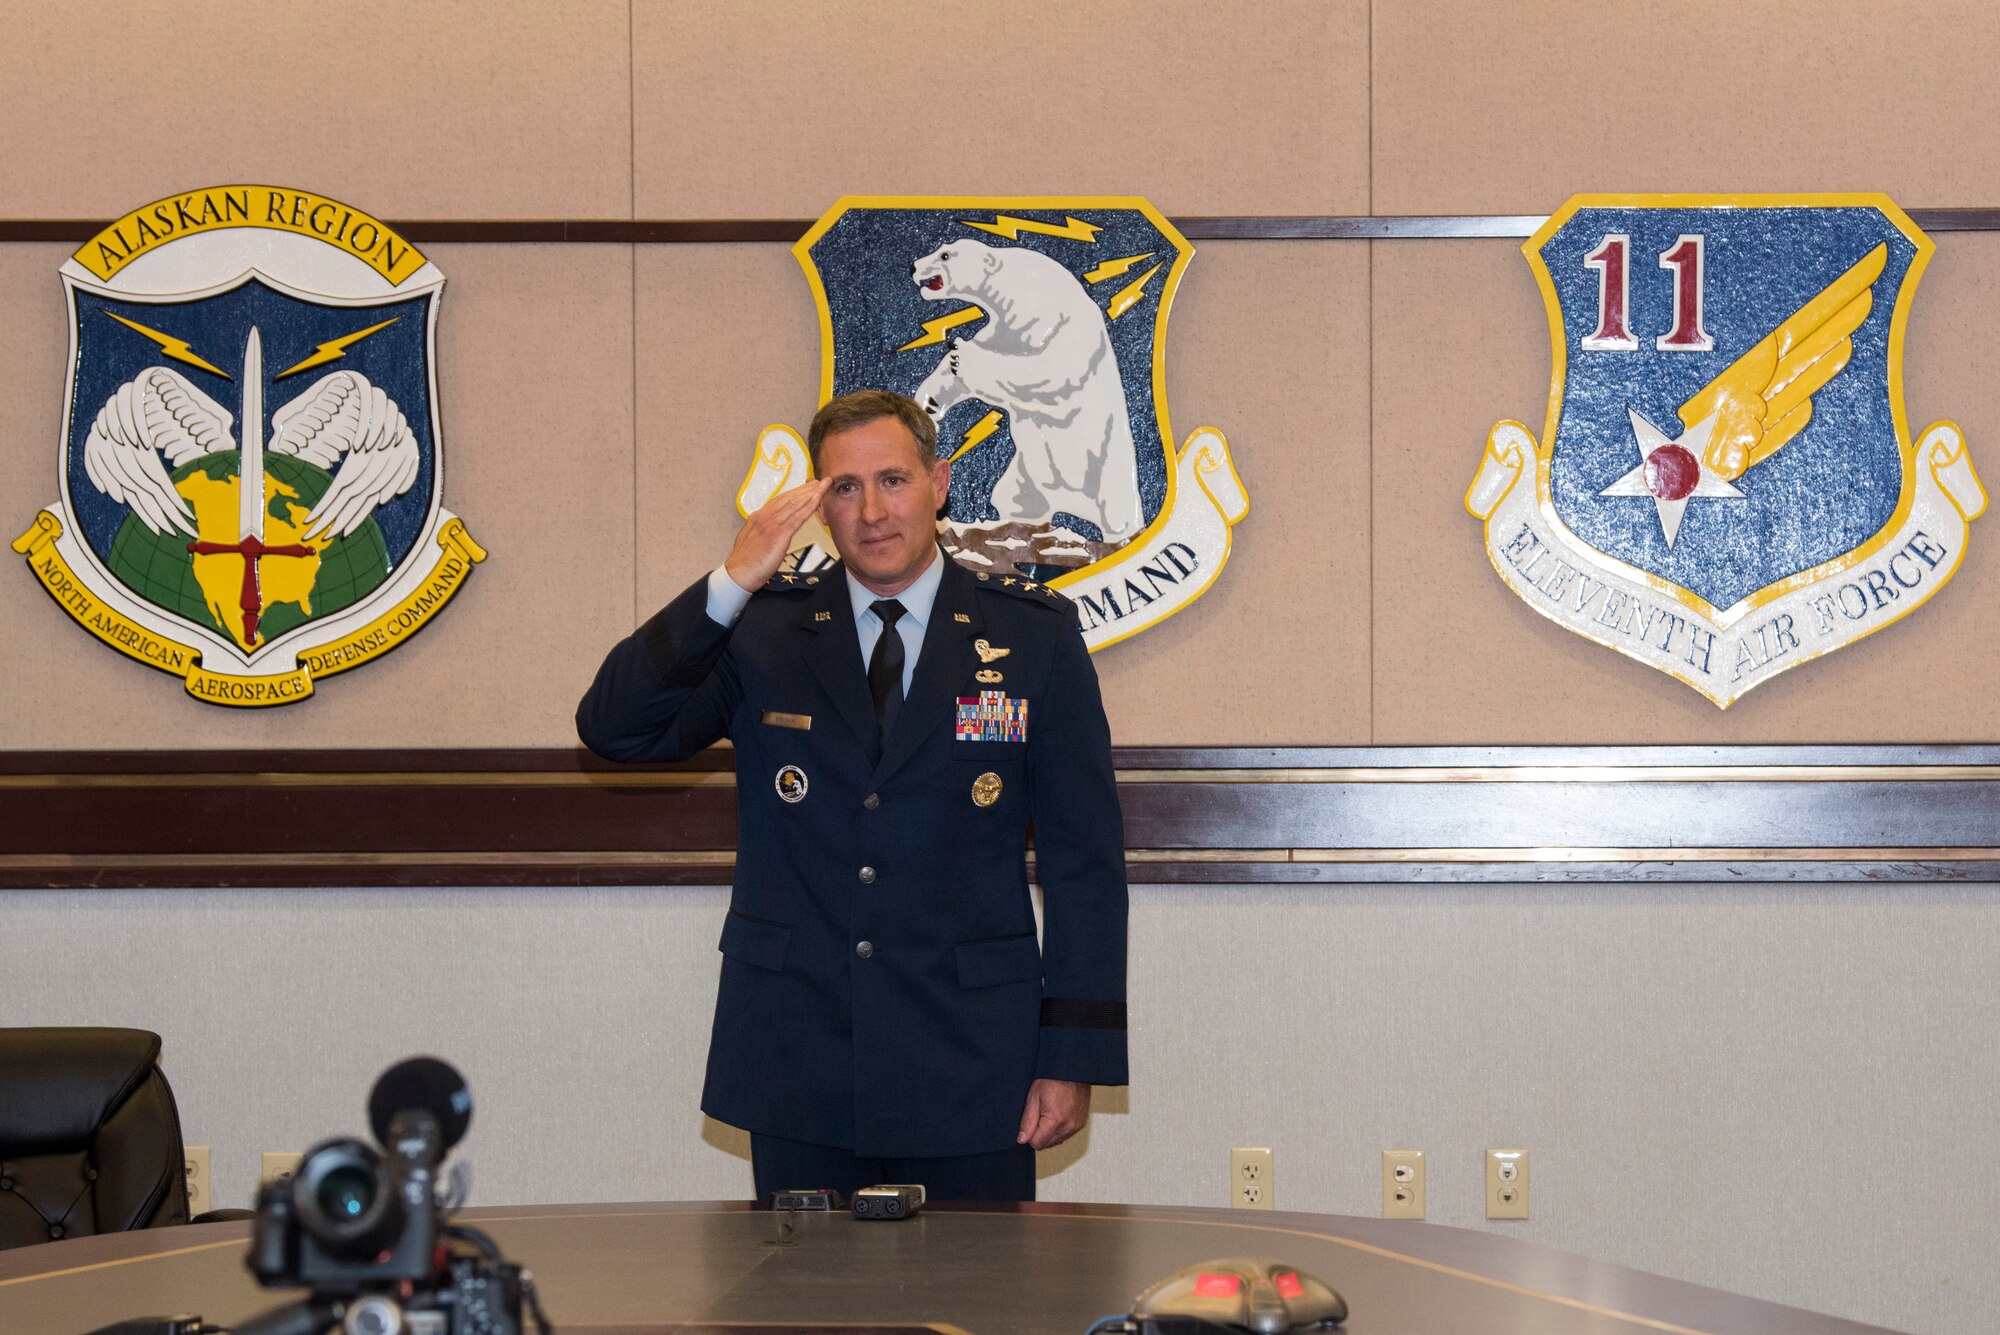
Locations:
806;390;939;474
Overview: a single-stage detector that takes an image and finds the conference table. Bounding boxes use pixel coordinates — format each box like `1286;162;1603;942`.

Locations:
0;1200;1901;1335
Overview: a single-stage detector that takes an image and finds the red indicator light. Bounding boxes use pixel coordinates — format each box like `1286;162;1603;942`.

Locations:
1193;1273;1242;1298
1275;1271;1306;1299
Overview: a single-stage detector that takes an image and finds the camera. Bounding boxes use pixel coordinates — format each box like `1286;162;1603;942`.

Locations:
233;1057;546;1335
250;1116;442;1291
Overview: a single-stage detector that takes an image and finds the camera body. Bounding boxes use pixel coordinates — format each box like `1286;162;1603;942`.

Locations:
249;1109;442;1291
376;1257;525;1335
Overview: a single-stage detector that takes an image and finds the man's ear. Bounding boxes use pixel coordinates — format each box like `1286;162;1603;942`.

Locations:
932;457;953;517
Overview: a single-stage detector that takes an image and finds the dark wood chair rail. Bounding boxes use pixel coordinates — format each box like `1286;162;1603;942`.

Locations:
4;746;1999;888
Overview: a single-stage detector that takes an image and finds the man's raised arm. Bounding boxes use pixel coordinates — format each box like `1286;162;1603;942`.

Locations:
575;479;827;763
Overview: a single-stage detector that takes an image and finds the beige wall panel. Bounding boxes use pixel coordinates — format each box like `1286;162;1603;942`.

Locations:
630;241;1368;746
0;245;635;748
0;245;82;741
632;244;822;619
1374;0;2000;216
631;0;1368;218
1094;242;1370;745
0;1;632;219
1371;237;2000;743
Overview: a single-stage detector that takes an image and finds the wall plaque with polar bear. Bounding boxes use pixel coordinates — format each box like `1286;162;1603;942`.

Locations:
735;196;1248;651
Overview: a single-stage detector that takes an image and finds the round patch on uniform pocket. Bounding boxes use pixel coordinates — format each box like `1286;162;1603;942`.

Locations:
971;771;1003;807
775;765;808;803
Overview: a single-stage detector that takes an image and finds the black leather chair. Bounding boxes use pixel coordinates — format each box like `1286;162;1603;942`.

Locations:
0;1027;195;1249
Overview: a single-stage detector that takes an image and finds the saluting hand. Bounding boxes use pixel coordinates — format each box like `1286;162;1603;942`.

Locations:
723;478;830;591
1017;1078;1091;1150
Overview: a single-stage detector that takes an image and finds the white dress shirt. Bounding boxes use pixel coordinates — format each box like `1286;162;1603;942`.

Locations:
705;547;945;696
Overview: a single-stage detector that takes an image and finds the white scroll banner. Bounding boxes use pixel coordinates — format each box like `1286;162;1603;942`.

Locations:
736;425;1249;652
1466;418;1987;708
1055;428;1248;650
737;424;837;571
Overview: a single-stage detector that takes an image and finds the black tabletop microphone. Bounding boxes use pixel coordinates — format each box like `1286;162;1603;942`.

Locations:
366;1056;474;1150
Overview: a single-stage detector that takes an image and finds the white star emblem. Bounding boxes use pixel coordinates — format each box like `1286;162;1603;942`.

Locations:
1598;408;1745;548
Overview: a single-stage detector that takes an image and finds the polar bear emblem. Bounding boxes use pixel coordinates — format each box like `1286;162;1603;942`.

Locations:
911;239;1144;542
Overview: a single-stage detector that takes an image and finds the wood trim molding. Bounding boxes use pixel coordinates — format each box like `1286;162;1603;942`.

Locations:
6;209;2000;246
3;747;1998;888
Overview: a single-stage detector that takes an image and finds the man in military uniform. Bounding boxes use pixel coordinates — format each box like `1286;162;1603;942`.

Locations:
577;390;1128;1201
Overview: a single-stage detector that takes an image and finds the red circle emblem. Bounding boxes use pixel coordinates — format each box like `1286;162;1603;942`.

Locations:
1644;444;1702;501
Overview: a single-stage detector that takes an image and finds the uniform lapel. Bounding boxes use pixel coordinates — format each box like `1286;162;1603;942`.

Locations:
798;566;879;754
875;555;982;783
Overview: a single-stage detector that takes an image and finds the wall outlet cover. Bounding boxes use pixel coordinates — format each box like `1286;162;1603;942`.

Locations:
1485;1148;1529;1219
1230;1147;1274;1210
183;1145;211;1216
1381;1149;1425;1219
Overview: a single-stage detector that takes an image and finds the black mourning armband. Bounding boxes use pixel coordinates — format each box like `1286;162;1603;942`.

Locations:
1040;997;1127;1030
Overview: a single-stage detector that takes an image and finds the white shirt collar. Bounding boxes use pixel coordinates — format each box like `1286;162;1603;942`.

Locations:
846;544;946;630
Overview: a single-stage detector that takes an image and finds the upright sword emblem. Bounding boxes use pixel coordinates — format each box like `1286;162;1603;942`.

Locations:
184;327;315;648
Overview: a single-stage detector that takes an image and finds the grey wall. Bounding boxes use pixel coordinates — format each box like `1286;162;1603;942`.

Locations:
3;881;1994;1333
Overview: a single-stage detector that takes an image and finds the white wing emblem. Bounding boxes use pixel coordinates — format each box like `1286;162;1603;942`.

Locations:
79;363;419;543
80;367;234;536
270;371;422;540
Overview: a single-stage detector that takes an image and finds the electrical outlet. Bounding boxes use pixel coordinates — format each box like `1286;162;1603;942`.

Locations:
182;1146;211;1216
261;1151;302;1187
1381;1149;1425;1218
1230;1147;1273;1210
1485;1148;1529;1219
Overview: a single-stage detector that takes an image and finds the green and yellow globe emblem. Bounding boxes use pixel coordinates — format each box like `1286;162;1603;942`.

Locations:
106;451;391;648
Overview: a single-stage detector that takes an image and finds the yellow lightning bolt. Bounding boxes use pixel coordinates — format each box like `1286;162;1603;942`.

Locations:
947;411;1004;463
961;215;1102;243
101;311;230;378
1084;253;1155;284
898;306;985;351
275;316;401;380
1106;263;1165;320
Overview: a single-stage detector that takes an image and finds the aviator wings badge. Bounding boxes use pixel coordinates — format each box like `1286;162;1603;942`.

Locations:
731;197;1249;651
1467;194;1986;707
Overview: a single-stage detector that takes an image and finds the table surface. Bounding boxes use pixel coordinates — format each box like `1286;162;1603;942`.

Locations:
0;1200;1903;1335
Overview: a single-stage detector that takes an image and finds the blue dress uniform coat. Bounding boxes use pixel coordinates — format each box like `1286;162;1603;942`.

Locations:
576;552;1128;1158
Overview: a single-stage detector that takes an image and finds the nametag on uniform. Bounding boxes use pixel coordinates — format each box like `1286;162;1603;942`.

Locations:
761;710;812;731
955;691;1028;742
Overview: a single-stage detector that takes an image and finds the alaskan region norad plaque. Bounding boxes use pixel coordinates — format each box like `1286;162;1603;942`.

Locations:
734;197;1248;650
1466;194;1985;707
13;185;485;706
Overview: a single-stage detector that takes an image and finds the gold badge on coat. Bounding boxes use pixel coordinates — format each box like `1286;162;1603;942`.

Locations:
971;771;1003;807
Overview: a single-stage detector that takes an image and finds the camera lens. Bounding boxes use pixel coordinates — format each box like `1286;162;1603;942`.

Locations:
314;1163;375;1221
292;1138;403;1256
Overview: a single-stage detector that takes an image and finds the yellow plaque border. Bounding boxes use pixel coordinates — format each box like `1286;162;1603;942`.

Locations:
1520;192;1933;626
75;185;427;286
